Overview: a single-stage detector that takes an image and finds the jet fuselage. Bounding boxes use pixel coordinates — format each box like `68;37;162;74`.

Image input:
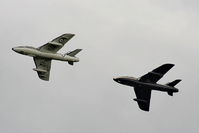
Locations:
12;46;79;62
113;76;178;93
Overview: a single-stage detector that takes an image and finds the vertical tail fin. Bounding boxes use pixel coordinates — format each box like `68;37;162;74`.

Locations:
166;79;182;87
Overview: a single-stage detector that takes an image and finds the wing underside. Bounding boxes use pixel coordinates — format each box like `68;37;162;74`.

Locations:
134;87;152;111
33;57;51;81
139;64;174;83
39;33;75;53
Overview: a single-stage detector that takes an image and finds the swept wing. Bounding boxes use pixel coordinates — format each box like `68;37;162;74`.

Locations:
134;87;152;111
33;57;52;81
139;64;174;83
39;33;74;53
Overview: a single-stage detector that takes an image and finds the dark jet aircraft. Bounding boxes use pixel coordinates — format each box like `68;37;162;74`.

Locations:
113;64;181;111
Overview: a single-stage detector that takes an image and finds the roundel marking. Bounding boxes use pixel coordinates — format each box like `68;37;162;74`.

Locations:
59;38;66;43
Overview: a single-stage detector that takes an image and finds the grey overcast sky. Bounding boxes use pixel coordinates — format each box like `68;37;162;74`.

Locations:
0;0;199;133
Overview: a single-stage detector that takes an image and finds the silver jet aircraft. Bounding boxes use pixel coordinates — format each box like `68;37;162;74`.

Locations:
12;33;82;81
113;64;181;111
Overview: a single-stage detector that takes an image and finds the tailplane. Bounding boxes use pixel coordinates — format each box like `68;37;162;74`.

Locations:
166;79;181;96
64;49;82;66
65;49;82;57
166;79;182;87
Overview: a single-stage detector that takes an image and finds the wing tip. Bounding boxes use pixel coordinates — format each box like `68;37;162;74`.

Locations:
163;63;175;67
75;49;82;52
156;63;175;72
176;79;182;82
62;33;75;37
139;106;150;112
39;77;49;81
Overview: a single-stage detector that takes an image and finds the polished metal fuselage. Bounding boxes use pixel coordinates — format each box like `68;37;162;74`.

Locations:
12;46;79;62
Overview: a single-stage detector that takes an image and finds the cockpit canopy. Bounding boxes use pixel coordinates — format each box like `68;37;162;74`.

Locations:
113;76;138;84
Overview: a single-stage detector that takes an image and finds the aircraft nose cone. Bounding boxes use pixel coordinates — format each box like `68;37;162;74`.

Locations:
12;47;16;51
113;78;118;82
12;47;21;53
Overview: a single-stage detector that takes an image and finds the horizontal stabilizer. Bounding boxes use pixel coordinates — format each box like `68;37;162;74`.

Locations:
166;79;182;87
66;49;82;57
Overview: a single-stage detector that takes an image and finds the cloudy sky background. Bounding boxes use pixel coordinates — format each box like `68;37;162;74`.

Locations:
0;0;199;132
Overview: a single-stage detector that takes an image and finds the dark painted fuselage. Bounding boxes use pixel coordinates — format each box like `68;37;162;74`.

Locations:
113;76;178;93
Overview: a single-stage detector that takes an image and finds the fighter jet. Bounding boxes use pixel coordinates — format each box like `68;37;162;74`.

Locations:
12;33;82;81
113;64;181;111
